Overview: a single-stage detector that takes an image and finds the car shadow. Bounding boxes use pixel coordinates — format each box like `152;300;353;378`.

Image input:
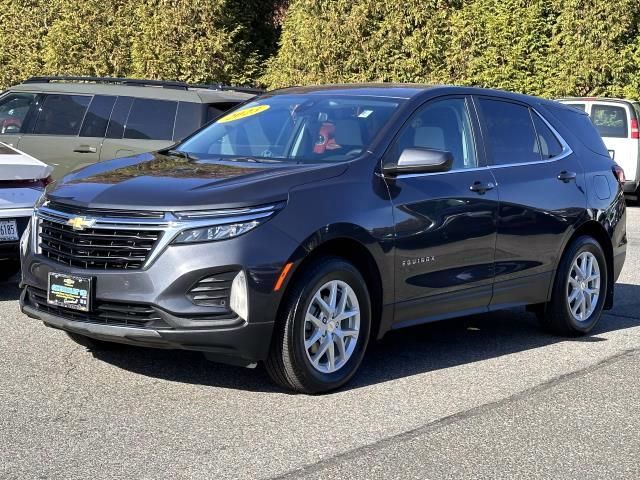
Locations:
0;276;21;301
81;282;640;394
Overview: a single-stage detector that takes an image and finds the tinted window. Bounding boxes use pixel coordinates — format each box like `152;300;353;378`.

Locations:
591;104;628;138
0;93;36;134
478;98;540;165
532;113;563;159
546;104;609;157
124;98;177;140
174;102;204;141
80;95;116;138
106;96;134;139
33;94;91;135
395;97;477;170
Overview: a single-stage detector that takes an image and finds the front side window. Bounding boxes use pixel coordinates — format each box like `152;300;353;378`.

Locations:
591;104;628;139
394;97;477;170
0;93;37;134
479;98;540;165
124;98;177;140
178;94;403;163
33;94;91;136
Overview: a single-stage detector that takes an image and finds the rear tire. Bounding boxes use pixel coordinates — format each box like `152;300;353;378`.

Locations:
538;236;608;335
265;257;371;394
65;331;124;350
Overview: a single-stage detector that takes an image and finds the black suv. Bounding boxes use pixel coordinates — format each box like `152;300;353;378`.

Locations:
20;85;627;393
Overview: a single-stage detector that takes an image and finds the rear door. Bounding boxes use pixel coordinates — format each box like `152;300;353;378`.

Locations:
474;96;587;308
388;96;499;327
100;97;177;161
16;93;99;177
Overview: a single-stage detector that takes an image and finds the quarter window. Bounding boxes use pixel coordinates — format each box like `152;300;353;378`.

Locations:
591;104;628;139
124;98;177;140
33;94;91;136
0;93;37;134
395;97;478;170
478;98;540;165
532;113;563;159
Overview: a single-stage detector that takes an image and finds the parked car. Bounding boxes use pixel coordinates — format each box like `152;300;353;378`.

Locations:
0;142;52;281
557;97;640;199
0;76;259;178
20;85;626;393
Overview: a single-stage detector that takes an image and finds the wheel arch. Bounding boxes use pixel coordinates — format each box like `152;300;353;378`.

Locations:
276;227;389;342
556;219;615;309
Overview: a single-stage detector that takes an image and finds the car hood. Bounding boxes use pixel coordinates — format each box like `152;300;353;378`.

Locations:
46;152;348;211
0;142;53;180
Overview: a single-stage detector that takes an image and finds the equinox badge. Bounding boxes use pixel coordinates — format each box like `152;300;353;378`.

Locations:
66;216;96;231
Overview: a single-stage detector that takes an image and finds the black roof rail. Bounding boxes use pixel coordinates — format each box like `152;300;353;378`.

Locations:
191;83;265;95
22;76;265;94
22;76;190;90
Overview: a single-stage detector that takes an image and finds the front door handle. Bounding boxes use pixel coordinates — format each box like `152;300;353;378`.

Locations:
469;181;495;194
73;146;97;154
557;171;577;183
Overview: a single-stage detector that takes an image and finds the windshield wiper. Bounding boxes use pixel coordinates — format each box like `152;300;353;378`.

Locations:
162;149;198;161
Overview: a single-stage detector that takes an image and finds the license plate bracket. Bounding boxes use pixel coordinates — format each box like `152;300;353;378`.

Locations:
47;273;93;312
0;219;18;242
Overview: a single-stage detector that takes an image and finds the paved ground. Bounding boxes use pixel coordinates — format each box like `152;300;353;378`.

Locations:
2;210;640;479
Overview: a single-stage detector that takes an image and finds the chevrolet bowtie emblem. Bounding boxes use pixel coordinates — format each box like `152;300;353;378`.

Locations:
67;216;96;231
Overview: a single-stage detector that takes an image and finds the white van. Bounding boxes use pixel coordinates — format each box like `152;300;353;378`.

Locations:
558;98;640;197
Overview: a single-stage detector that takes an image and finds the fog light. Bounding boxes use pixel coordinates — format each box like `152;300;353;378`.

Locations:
230;270;249;320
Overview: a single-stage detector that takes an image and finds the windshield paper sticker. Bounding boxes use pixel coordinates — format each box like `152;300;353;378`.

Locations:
218;105;270;123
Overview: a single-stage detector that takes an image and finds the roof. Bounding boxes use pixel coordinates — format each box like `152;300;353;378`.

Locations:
9;78;255;104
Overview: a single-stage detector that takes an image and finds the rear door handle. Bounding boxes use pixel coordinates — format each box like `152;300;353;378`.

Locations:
469;181;495;194
557;171;577;183
73;146;97;154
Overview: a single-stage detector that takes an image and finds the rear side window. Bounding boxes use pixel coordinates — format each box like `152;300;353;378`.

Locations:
532;113;563;159
591;104;628;138
106;96;134;139
124;98;177;140
174;102;205;141
478;98;540;165
33;94;91;135
80;95;116;138
546;104;610;157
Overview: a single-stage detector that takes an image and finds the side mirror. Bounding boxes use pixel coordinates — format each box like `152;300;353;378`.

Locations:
383;148;453;176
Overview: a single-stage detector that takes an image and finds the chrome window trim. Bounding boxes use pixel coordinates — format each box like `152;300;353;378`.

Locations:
34;202;282;268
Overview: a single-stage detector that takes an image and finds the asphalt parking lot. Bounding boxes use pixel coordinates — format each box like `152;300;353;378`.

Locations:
2;210;640;480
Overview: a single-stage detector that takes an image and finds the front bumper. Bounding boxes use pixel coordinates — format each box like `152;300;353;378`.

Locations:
20;221;300;364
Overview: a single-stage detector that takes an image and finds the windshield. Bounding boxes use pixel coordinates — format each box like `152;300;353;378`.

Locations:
177;94;403;163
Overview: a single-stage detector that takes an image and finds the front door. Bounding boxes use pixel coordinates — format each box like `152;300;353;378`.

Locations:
385;96;499;328
0;92;39;149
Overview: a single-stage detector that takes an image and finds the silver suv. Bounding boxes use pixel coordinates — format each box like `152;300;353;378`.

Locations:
0;76;258;177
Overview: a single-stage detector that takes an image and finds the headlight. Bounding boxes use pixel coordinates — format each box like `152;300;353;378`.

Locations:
173;221;261;243
171;202;285;244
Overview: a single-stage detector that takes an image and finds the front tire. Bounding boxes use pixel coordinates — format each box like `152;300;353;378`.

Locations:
539;236;608;335
265;257;371;394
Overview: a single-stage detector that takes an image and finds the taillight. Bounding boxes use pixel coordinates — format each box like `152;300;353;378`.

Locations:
0;176;52;188
612;164;626;185
631;118;639;139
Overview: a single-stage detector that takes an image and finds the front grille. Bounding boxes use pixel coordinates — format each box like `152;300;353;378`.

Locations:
39;218;162;270
47;202;165;219
27;286;170;329
187;271;236;307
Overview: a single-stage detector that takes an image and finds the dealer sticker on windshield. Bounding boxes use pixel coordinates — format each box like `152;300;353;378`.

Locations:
218;104;270;123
